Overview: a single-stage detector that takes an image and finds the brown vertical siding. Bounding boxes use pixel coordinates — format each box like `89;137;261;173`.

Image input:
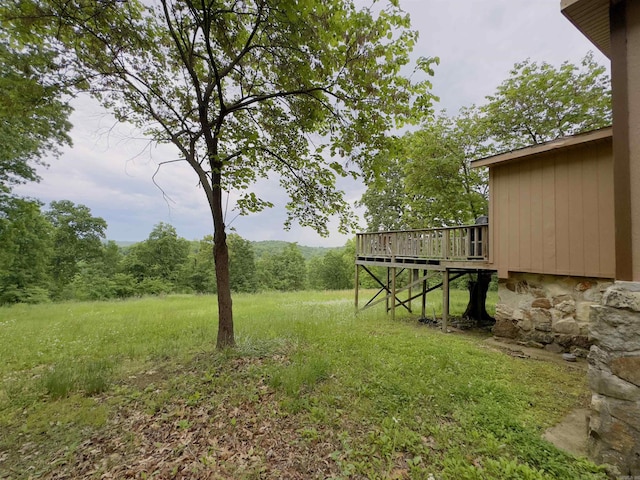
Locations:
541;159;556;273
530;158;544;272
491;138;614;278
597;141;616;275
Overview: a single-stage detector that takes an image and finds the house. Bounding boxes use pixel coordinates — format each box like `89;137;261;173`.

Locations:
469;127;614;353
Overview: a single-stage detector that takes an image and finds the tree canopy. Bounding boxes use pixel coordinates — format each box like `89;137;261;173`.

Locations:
3;0;435;347
360;53;611;231
0;36;72;199
482;52;611;150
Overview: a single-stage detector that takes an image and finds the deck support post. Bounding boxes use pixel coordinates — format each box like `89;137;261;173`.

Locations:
391;265;397;321
442;269;450;332
421;270;427;318
407;268;414;311
386;268;391;314
354;264;359;313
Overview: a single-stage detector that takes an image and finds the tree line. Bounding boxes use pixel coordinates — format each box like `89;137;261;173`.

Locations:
0;198;357;306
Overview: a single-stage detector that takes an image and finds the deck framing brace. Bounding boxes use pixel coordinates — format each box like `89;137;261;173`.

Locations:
355;258;495;331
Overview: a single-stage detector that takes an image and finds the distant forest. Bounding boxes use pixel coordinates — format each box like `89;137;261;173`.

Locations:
0;199;358;305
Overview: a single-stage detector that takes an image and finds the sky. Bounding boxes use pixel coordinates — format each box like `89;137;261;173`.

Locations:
15;0;608;247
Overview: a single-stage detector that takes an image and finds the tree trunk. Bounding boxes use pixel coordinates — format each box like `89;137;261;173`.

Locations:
462;271;494;326
211;175;235;349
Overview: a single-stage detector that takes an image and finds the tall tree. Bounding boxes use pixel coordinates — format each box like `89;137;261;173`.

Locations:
357;139;411;231
4;0;435;347
403;111;489;228
308;249;352;290
361;110;490;231
482;52;611;150
0;198;53;304
227;234;257;293
0;35;72;198
45;200;107;298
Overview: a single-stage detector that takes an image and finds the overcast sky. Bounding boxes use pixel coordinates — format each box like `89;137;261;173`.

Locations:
15;0;607;247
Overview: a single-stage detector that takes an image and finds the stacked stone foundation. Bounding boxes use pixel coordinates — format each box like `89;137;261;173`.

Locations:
587;282;640;475
493;273;613;354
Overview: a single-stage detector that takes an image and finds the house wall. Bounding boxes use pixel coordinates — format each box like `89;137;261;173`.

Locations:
490;137;614;279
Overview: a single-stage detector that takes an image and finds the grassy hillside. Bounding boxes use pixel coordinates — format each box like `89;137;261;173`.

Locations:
113;238;340;260
0;291;604;479
251;240;341;260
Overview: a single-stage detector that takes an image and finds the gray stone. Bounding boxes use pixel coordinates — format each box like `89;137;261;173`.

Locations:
588;405;640;475
607;397;640;432
530;331;554;344
568;335;591;349
535;322;552;332
587;367;640;401
555;299;576;315
552;294;573;306
590;305;640;352
494;304;513;321
531;308;551;329
588;345;611;372
576;301;596;323
552;318;581;335
611;356;640;387
570;346;590;358
517;318;533;332
584;282;612;303
493;319;519;339
602;282;640;312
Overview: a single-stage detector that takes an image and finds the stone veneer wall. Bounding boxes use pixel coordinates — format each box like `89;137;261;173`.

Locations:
493;273;613;355
588;282;640;475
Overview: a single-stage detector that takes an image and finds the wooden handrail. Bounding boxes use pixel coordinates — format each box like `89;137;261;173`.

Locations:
356;225;488;261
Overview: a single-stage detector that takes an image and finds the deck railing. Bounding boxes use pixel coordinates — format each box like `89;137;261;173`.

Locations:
356;224;489;261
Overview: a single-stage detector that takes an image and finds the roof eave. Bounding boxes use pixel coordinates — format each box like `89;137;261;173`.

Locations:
561;0;611;58
471;127;613;169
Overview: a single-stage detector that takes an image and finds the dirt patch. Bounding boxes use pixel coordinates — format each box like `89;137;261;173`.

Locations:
483;336;588;371
542;408;590;458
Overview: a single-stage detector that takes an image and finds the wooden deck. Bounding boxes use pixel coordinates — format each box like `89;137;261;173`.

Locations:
354;224;496;328
356;224;490;268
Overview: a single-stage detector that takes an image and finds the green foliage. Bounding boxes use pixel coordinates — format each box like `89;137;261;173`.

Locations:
185;236;216;294
252;240;336;261
403;111;489;228
307;249;353;290
136;223;189;283
228;234;258;293
482;52;611;150
257;243;307;291
4;0;437;347
360;54;610;231
0;38;72;196
0;198;52;304
42;360;112;399
45;200;108;298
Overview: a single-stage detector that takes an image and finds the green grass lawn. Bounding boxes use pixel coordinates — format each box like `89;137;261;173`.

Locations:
0;290;605;479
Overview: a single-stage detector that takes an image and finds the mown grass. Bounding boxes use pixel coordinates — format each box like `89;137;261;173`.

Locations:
0;290;605;479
